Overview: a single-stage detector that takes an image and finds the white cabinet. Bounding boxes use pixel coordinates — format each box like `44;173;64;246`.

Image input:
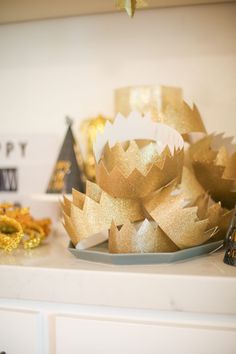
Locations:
55;315;236;354
0;308;41;354
0;235;235;354
0;304;236;354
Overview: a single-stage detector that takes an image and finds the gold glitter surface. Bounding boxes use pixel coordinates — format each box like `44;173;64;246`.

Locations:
0;205;51;252
61;196;72;216
0;215;23;252
61;112;231;253
190;134;236;209
109;219;178;254
62;180;145;245
179;166;205;202
102;140;159;176
207;202;222;230
190;193;233;242
96;141;184;198
62;213;80;246
192;194;220;228
22;222;45;250
47;160;71;192
114;86;206;135
211;209;233;241
86;180;103;202
109;221;133;253
72;188;85;209
224;152;236;179
144;182;217;249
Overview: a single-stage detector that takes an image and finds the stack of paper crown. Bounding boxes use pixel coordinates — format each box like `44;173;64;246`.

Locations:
62;106;234;254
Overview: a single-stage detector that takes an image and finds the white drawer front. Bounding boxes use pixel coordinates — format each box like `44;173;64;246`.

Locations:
0;308;40;354
55;315;236;354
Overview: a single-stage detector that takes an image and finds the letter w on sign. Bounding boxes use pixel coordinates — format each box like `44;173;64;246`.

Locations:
0;168;18;191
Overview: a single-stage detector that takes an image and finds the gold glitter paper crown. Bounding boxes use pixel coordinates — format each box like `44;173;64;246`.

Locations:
193;192;233;242
107;170;230;253
114;86;206;136
143;180;220;249
179;166;205;202
62;111;230;254
190;134;236;209
109;219;178;254
94;111;184;198
62;180;145;247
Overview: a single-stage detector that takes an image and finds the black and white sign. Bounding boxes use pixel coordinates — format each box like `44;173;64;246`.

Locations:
0;135;59;194
0;168;18;191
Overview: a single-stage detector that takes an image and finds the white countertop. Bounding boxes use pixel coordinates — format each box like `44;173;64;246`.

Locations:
0;225;236;315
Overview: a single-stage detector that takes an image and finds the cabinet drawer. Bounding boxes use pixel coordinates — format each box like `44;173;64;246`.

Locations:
0;308;40;354
55;315;236;354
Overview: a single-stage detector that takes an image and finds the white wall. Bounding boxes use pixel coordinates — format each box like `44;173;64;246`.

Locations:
0;3;236;138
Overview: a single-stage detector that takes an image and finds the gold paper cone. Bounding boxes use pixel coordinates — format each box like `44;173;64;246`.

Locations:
94;112;184;198
114;86;206;136
190;134;236;209
109;219;178;254
144;181;217;249
61;180;145;246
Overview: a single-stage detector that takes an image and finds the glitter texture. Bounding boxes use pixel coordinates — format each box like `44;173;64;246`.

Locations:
190;134;236;209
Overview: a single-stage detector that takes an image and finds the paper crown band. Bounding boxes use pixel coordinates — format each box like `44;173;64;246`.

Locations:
94;112;184;198
109;219;179;254
114;86;206;135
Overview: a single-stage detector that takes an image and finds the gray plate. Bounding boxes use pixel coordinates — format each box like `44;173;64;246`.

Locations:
68;240;223;265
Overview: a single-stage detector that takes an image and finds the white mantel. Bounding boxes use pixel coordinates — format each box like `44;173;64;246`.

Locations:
0;226;236;354
0;227;236;315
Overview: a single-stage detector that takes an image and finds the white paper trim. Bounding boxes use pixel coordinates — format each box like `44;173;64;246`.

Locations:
93;111;184;162
76;229;108;250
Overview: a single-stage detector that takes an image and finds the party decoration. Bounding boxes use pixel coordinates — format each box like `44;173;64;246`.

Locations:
94;111;184;198
80;115;111;181
224;207;236;266
109;219;178;253
179;166;205;202
62;180;145;249
143;181;218;249
215;209;233;241
116;0;147;18
114;86;206;137
0;215;23;252
190;134;236;209
62;109;233;256
0;203;51;252
180;169;233;241
47;117;85;194
0;168;18;192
